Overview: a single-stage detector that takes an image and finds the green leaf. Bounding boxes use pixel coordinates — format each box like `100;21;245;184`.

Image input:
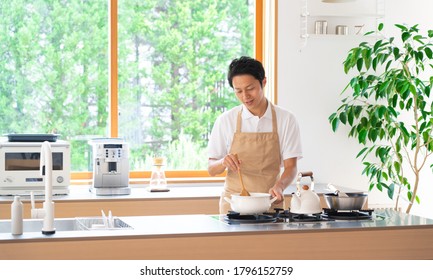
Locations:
416;51;424;62
398;82;410;95
368;129;378;142
394;161;401;172
372;57;378;71
354;105;362;118
373;40;383;53
425;47;433;59
356;147;369;158
393;47;401;60
401;88;410;100
376;182;383;191
413;35;424;44
358;129;368;144
350;77;358;88
409;84;417;95
402;31;411;42
388;183;395;198
348;107;354;125
378;23;384;31
362;49;372;69
395;24;408;31
405;98;413;110
357;58;363;72
331;117;339;132
385;60;392;72
388;106;398;117
425;85;431;97
339;112;347;124
378;106;386;118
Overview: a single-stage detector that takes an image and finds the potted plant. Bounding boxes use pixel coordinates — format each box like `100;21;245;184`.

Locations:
329;23;433;213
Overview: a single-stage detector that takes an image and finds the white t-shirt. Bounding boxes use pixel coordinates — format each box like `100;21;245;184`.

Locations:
208;102;303;165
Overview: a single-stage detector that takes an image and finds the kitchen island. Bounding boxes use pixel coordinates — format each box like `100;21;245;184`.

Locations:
1;209;433;260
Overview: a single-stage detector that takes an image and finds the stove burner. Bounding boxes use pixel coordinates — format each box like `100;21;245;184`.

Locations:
225;211;277;224
271;208;331;222
322;208;373;220
288;213;325;222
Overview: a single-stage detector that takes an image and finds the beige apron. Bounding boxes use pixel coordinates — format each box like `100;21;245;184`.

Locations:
219;104;283;214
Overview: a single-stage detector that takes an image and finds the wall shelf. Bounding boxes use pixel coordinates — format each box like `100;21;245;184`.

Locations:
300;0;385;48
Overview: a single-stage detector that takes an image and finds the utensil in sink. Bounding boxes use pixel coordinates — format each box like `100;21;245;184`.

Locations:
234;154;250;196
327;183;349;197
101;210;108;228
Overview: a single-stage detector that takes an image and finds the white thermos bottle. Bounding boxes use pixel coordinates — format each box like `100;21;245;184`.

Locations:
11;196;23;235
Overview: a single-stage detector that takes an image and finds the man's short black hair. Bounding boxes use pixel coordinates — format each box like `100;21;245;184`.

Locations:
227;56;265;88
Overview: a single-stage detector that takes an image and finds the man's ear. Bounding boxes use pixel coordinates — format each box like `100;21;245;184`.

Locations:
262;77;267;88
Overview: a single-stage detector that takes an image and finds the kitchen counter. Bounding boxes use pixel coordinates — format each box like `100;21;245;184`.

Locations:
1;209;433;260
0;182;347;201
0;183;351;218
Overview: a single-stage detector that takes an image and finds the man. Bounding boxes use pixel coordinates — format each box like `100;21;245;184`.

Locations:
207;56;303;214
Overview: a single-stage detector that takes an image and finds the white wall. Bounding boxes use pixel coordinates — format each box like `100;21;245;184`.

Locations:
278;0;433;218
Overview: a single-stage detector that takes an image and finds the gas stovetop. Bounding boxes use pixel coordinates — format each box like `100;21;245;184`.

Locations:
224;208;375;224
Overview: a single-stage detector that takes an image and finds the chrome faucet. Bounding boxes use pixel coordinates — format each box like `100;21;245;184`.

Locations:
40;141;56;234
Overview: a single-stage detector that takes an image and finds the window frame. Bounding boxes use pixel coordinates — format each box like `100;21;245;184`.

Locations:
71;0;276;182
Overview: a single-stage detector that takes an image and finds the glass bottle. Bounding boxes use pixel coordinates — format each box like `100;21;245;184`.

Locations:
149;157;168;190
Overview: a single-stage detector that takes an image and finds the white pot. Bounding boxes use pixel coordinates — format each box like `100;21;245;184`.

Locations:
224;193;278;214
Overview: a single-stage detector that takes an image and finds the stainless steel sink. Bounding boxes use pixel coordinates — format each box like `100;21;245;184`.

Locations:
0;217;132;233
0;218;78;233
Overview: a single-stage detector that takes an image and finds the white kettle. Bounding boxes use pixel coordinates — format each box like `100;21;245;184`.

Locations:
290;171;322;214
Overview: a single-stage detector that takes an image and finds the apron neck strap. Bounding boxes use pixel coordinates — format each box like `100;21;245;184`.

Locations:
236;102;277;133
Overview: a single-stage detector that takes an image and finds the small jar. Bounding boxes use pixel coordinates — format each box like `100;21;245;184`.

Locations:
315;20;328;34
336;25;349;35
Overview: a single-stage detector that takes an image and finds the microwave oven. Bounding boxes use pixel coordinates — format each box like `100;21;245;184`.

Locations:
0;140;70;195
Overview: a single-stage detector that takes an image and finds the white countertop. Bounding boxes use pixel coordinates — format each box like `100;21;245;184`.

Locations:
1;209;433;242
0;183;359;203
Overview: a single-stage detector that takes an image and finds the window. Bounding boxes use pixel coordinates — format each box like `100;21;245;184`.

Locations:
117;0;255;171
1;0;265;178
0;0;108;172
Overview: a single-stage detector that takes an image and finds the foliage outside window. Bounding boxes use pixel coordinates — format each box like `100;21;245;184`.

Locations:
0;0;254;172
0;0;108;171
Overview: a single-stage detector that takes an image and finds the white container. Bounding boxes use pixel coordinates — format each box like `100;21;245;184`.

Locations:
336;25;349;35
315;20;328;34
11;196;23;235
224;193;278;214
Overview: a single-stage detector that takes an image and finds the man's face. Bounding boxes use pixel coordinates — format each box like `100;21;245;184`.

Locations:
232;74;267;115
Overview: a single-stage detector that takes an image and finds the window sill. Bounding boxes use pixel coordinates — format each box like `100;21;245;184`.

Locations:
71;170;226;186
71;176;225;186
